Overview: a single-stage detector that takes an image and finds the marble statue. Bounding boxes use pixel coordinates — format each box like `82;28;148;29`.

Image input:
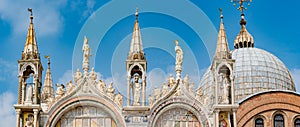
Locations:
25;85;33;103
222;76;230;104
106;82;115;100
154;88;161;100
161;83;169;96
55;84;65;100
97;80;106;93
174;40;183;68
89;67;97;81
196;87;203;100
82;36;90;63
189;83;194;93
114;92;123;107
132;74;141;106
66;80;75;94
148;95;154;107
74;69;82;83
183;75;190;88
168;74;176;88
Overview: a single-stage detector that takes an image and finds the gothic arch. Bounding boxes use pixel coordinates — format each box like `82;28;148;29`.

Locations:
45;95;125;127
148;97;211;127
19;63;37;76
127;63;145;78
216;62;233;78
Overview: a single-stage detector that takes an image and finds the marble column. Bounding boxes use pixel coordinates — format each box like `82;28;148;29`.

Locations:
127;75;131;106
142;77;146;106
22;83;26;104
215;109;220;127
230;76;235;104
233;109;237;127
15;109;21;127
33;109;38;127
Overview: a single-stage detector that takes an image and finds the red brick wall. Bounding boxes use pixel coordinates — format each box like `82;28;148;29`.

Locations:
237;91;300;127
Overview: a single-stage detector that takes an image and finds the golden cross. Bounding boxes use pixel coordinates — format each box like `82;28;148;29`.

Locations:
231;0;252;14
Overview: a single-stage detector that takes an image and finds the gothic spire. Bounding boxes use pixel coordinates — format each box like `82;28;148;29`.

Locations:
128;7;145;60
214;8;230;59
23;8;39;59
41;55;55;103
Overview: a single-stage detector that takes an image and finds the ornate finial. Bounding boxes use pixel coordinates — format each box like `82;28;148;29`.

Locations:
28;8;33;22
231;0;252;14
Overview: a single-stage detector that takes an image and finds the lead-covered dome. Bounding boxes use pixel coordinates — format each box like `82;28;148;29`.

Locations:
199;48;295;104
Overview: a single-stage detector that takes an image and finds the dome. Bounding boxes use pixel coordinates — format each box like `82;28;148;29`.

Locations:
199;48;295;104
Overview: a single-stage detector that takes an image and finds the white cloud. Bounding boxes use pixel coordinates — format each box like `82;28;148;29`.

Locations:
290;68;300;92
0;0;67;36
0;58;18;82
58;70;73;85
0;92;16;127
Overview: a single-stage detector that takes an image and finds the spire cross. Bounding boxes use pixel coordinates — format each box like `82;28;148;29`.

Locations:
219;8;224;20
44;55;51;68
135;6;139;20
231;0;252;14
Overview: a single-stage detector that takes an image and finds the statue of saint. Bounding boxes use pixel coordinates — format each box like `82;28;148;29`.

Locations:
196;87;203;100
66;80;75;94
55;84;65;100
106;82;115;100
154;88;161;100
25;85;33;103
74;69;82;83
174;40;183;68
114;92;123;107
89;67;97;81
97;80;106;93
183;75;190;88
189;82;194;93
222;76;230;104
82;36;90;63
132;74;141;106
161;83;169;96
168;74;176;88
148;95;154;107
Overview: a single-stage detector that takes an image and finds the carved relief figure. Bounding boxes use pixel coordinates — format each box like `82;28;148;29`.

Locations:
25;85;33;103
55;84;65;100
106;82;115;100
132;74;141;106
114;92;123;107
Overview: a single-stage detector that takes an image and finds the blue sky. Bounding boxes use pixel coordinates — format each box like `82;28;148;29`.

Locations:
0;0;300;126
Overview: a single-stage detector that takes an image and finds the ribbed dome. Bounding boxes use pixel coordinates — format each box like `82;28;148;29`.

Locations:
199;48;295;105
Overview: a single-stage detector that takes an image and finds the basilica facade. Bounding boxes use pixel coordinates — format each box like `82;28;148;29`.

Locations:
13;4;300;127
